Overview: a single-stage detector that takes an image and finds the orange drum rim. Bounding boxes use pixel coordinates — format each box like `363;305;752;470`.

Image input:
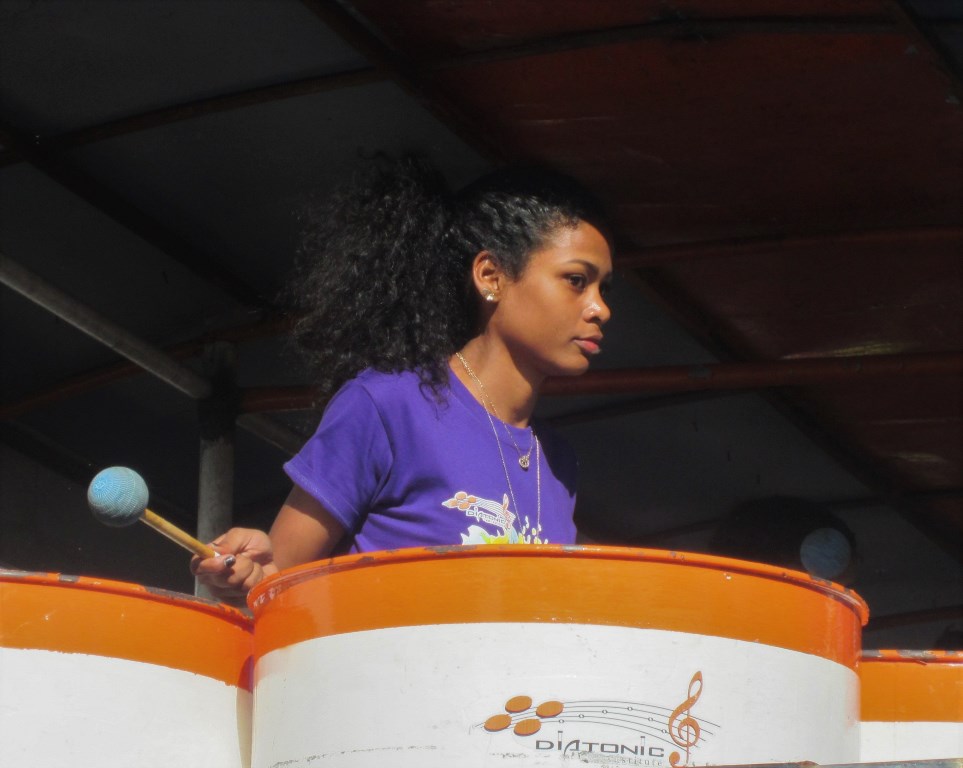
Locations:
860;649;963;722
1;569;253;689
1;568;252;626
250;545;868;667
862;649;963;664
250;544;869;622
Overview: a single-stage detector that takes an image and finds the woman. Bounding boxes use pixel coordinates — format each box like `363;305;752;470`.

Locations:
193;158;613;597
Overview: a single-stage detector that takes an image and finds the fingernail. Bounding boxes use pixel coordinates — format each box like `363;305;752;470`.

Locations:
223;555;236;568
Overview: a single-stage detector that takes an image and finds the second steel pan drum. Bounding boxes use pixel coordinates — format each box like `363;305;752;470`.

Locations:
250;545;868;767
0;570;253;768
859;649;963;760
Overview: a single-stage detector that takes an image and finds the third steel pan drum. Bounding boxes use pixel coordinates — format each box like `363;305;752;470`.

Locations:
859;649;963;760
0;570;252;768
250;545;868;767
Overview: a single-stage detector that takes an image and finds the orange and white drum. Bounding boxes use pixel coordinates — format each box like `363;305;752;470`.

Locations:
859;649;963;760
250;545;867;767
0;570;253;768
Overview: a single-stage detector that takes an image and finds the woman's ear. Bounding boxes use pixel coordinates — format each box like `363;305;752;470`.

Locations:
471;250;504;304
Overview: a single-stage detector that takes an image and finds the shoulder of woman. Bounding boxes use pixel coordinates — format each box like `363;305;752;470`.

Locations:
350;367;424;394
336;368;438;413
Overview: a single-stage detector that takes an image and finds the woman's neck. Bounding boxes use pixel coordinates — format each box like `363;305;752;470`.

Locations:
451;338;542;428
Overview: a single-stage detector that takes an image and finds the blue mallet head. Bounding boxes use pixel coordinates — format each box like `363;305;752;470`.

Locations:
87;466;149;527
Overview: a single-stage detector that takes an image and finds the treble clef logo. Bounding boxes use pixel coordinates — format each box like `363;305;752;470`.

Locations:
668;671;703;767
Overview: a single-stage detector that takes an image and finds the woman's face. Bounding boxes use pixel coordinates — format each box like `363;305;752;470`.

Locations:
490;221;613;380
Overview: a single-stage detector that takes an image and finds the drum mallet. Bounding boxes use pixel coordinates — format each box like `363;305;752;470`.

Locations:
87;466;235;567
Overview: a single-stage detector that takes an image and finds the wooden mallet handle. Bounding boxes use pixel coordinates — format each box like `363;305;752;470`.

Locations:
88;466;236;568
140;508;231;563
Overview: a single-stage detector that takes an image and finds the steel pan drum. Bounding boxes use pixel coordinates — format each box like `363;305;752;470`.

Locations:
0;570;253;768
250;545;867;767
859;649;963;760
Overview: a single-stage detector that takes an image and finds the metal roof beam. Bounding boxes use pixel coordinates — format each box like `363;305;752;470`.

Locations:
0;119;265;309
429;16;898;71
0;10;913;164
622;489;963;547
299;0;505;162
0;253;211;399
541;351;963;396
616;227;963;268
16;348;956;422
0;253;304;455
0;317;290;421
232;351;963;413
0;68;382;167
888;0;963;98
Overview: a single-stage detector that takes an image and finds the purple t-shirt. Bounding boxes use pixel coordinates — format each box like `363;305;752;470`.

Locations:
284;367;578;553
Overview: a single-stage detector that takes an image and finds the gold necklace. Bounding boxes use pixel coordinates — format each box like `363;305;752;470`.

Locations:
455;352;541;536
454;352;535;469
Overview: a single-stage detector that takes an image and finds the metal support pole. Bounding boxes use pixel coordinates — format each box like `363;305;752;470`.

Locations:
195;343;236;598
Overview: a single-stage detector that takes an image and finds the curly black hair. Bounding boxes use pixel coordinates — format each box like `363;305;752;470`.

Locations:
287;156;608;400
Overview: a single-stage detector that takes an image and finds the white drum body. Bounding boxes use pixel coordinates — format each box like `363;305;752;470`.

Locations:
251;545;867;768
0;571;253;768
859;649;963;760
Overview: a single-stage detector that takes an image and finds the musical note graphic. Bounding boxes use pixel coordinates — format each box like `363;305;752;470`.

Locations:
668;671;704;768
474;686;718;757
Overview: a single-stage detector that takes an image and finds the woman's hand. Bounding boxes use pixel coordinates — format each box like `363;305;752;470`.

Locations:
191;527;279;600
191;485;345;603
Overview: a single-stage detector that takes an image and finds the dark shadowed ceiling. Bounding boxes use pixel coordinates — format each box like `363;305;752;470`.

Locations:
0;0;960;648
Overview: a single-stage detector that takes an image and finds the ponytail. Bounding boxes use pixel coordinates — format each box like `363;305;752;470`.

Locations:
288;156;458;399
